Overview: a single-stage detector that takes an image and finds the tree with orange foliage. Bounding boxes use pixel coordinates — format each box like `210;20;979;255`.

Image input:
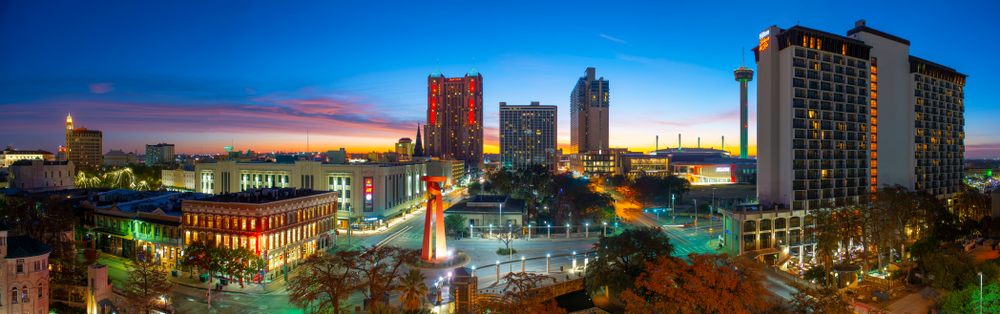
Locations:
620;253;771;314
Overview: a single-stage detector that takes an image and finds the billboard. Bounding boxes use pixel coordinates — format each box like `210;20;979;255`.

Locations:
363;177;374;212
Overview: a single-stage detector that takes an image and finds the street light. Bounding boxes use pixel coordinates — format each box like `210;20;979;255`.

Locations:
980;271;984;314
603;222;607;236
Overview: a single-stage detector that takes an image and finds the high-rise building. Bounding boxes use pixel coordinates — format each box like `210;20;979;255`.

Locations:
424;64;483;167
65;114;102;171
146;143;175;165
735;65;754;159
570;67;610;154
755;20;966;212
499;101;558;172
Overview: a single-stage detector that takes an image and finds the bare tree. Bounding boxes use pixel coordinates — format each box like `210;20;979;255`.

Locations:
476;272;565;314
288;253;357;314
120;252;173;314
341;245;419;306
496;224;521;255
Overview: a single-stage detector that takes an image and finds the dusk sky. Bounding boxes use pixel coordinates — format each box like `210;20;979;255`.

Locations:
2;1;997;157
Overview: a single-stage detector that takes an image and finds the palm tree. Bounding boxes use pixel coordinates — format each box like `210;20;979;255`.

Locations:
397;269;428;311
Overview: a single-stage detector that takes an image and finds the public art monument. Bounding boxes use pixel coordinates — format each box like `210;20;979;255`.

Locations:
420;176;447;261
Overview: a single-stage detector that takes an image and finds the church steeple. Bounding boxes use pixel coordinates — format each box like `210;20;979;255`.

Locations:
413;124;424;157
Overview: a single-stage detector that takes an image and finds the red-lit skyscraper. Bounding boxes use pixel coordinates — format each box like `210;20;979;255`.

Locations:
734;64;754;159
424;64;483;167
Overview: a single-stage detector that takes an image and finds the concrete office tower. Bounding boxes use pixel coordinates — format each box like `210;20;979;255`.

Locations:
570;67;610;154
145;143;175;165
755;20;966;211
424;64;484;167
65;114;103;171
735;64;754;159
499;101;558;172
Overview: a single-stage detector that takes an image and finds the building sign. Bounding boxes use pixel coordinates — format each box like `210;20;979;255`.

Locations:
715;166;731;173
759;29;770;39
759;36;770;52
363;177;374;212
363;217;379;222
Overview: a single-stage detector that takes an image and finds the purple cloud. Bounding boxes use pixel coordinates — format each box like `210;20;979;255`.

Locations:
88;83;114;94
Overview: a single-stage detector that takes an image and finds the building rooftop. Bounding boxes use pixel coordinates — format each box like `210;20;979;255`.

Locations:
2;147;53;155
5;235;52;259
10;160;70;166
91;190;212;217
444;195;525;215
199;188;333;204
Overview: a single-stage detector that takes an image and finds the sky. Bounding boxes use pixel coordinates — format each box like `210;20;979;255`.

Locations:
1;1;998;157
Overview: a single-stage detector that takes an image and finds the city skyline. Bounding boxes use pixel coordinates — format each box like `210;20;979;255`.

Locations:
2;2;997;157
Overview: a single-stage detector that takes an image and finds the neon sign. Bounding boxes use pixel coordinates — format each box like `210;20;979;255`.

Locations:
363;177;373;211
759;36;770;52
759;29;770;39
715;167;731;173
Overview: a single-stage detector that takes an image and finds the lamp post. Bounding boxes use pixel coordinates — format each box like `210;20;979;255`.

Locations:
509;223;514;274
712;187;716;222
566;223;570;238
585;223;589;238
980;271;984;314
490;224;493;238
547;224;551;239
603;222;607;236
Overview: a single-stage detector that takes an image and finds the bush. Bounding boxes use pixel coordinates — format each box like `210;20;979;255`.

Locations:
495;248;518;255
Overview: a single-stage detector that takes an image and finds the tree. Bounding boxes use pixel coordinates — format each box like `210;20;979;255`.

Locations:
476;272;566;314
288;253;357;314
397;269;429;311
619;253;771;314
921;249;973;290
938;281;1000;313
467;181;483;197
495;224;521;255
444;214;468;236
607;174;628;187
573;192;615;222
179;240;220;283
341;245;419;305
120;252;173;314
585;227;675;303
802;266;828;286
787;281;853;314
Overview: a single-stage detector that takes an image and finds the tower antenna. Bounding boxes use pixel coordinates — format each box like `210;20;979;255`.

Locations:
742;46;745;67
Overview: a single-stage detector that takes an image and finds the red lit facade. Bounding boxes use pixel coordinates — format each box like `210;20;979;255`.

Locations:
424;67;483;167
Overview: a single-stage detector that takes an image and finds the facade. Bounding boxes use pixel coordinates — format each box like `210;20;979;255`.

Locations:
426;159;464;188
396;138;413;162
181;189;338;273
102;149;137;167
444;195;526;227
1;147;54;168
720;203;809;267
82;190;210;267
499;101;558;172
65;114;103;171
8;160;75;192
755;20;966;211
327;148;348;164
581;148;630;177
424;65;484;168
0;223;53;314
194;161;428;229
162;168;197;191
621;154;671;179
55;146;66;162
570;67;610;154
145;143;175;166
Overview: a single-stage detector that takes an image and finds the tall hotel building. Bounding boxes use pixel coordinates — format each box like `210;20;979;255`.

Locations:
65;114;103;171
570;67;610;154
724;20;966;262
756;20;966;211
499;101;558;172
424;65;484;168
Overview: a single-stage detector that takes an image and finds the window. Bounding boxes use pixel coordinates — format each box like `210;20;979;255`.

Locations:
37;283;42;300
16;260;24;273
11;288;16;304
21;286;27;303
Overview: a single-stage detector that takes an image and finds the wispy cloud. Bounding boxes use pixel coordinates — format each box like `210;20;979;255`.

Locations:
88;83;114;94
600;34;627;44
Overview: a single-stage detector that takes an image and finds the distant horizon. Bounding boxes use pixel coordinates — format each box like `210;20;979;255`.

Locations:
2;2;997;158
